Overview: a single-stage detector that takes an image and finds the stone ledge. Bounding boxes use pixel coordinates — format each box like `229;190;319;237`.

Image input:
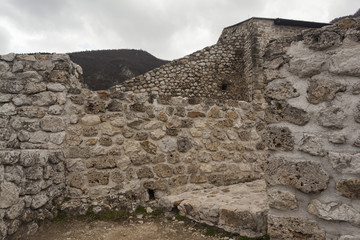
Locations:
158;179;268;238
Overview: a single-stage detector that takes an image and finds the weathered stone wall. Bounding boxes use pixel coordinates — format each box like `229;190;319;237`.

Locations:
263;18;360;239
1;17;360;240
0;53;83;239
62;89;265;214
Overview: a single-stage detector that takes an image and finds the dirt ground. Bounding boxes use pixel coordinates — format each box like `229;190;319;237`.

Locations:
26;213;236;240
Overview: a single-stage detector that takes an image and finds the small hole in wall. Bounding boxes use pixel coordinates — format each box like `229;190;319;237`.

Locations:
221;83;228;91
148;189;155;200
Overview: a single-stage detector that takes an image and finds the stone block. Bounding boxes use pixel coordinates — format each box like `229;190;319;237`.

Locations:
0;151;20;165
177;137;192;153
336;179;360;199
82;126;98;137
318;106;346;129
288;52;326;78
31;92;57;106
150;129;166;140
81;115;101;126
157;111;168;122
140;141;157;154
187;111;206;118
87;170;109;186
153;164;173;178
87;156;116;169
64;147;91;158
208;107;222;118
263;156;329;193
130;103;145;112
203;137;220;152
328;134;346;144
268;189;298;210
264;126;294;151
0;103;16;116
329;45;360;77
268;215;325;240
143;179;168;191
6;200;25;219
24;82;46;94
159;137;177;152
307;73;346;104
298;134;325;156
308;199;360;227
0;182;20;208
99;136;112;146
265;79;299;100
328;152;360;174
136;166;154;179
159;180;268;238
31;192;48;209
127;120;143;130
130;153;151;166
40;116;65;132
265;101;309;126
85;101;105;114
107;100;123;112
168;176;188;187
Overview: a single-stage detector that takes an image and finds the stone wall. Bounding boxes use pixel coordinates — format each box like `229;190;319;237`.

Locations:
0;53;83;239
263;18;360;239
1;17;360;240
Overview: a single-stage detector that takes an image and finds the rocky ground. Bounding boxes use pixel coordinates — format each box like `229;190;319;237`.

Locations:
24;210;255;240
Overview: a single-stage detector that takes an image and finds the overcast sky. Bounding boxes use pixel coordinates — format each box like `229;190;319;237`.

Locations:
0;0;358;60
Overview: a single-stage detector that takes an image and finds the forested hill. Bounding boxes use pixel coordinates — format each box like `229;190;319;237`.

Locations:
330;8;360;24
69;49;169;90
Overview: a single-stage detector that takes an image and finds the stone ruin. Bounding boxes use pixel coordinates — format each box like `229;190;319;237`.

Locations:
1;17;360;239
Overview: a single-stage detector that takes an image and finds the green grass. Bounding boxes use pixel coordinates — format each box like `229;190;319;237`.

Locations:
135;205;147;214
175;214;186;221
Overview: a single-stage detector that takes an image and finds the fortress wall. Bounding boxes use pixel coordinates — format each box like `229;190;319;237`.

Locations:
263;18;360;239
1;17;360;240
0;53;83;239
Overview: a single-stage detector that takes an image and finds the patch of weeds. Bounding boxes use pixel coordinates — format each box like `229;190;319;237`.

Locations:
175;214;186;221
64;197;71;202
167;216;173;221
83;207;131;222
51;212;69;223
135;205;147;214
150;209;164;218
204;228;218;237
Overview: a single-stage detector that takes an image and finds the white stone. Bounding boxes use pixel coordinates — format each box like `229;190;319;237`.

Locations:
81;115;101;126
150;129;166;140
0;103;16;116
0;182;20;208
159;180;268;238
47;83;66;92
308;199;360;227
159;137;177;152
1;53;15;62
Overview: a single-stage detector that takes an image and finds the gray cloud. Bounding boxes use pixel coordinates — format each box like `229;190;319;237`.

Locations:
0;0;358;59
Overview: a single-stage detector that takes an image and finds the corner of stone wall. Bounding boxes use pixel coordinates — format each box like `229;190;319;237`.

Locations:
0;53;83;240
262;18;360;239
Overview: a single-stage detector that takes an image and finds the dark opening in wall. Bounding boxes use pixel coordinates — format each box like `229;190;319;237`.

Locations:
148;189;155;200
221;83;228;91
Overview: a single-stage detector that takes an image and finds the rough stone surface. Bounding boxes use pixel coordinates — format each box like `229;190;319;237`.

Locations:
308;199;360;227
318;106;346;129
159;180;269;238
298;134;325;156
40;116;65;132
267;215;325;240
264;126;294;151
328;152;360;174
263;157;329;193
268;189;298;210
264;79;299;100
336;179;360;199
307;73;346;104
